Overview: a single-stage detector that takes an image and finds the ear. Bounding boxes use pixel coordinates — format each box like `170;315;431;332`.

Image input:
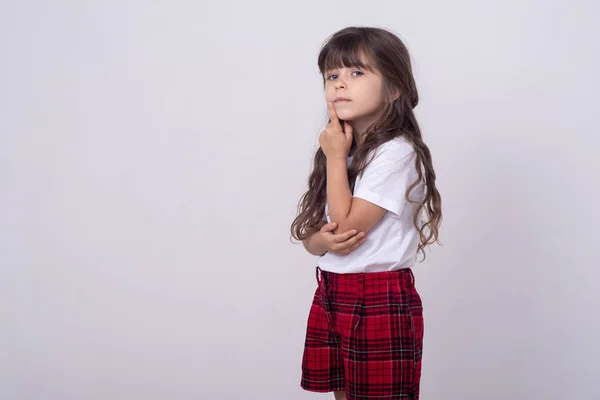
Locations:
385;86;401;103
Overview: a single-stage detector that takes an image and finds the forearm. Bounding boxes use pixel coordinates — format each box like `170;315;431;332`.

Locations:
326;158;353;230
303;232;327;256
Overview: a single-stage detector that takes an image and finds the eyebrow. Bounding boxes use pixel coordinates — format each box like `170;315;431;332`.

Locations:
325;65;369;73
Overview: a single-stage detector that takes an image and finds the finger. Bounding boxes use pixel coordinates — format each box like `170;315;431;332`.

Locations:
347;236;367;253
341;232;365;247
333;229;359;243
320;221;337;232
339;236;366;255
327;102;341;128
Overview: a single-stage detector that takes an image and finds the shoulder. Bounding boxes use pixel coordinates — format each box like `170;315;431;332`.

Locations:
372;136;416;161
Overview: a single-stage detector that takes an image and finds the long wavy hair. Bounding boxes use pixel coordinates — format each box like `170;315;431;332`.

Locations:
290;27;442;260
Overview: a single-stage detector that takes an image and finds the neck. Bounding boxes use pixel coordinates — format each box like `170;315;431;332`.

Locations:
347;116;377;146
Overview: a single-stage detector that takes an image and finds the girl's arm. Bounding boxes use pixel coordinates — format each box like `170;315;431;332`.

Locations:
326;158;387;234
302;220;367;256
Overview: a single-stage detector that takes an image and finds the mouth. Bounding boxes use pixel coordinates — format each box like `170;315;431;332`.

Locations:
334;98;351;103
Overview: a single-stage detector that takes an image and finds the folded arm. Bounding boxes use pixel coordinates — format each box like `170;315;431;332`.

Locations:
326;141;417;235
326;157;387;234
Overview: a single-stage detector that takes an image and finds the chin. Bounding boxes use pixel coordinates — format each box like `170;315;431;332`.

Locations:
335;112;354;121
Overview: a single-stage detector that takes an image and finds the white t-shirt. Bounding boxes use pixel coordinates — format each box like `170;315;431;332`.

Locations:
318;137;425;273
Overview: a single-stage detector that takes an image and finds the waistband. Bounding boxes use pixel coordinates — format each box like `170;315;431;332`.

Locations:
316;266;415;288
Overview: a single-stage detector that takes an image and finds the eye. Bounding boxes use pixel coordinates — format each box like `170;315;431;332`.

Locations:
352;70;364;77
327;74;338;80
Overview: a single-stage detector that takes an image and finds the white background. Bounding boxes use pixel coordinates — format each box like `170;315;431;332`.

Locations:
1;0;599;399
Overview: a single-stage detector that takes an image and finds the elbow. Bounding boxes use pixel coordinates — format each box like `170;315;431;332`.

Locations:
332;218;356;235
329;211;351;232
330;209;360;234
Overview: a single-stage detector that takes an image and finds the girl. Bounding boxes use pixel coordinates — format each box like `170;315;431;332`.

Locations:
291;27;442;400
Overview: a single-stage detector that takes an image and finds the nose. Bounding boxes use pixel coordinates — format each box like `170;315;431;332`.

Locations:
335;77;346;90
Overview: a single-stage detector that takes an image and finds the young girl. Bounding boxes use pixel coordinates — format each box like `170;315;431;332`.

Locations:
291;27;442;400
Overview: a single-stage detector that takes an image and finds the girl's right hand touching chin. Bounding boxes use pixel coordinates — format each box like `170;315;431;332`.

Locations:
317;221;366;256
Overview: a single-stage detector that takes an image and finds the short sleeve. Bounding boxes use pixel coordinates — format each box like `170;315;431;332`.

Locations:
353;139;421;216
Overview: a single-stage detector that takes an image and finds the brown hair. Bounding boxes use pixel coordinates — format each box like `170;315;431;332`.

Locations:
290;27;442;260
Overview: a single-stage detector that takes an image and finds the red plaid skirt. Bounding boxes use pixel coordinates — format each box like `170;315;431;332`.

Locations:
301;267;424;399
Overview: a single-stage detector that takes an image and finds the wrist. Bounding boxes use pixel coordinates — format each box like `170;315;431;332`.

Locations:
327;156;347;164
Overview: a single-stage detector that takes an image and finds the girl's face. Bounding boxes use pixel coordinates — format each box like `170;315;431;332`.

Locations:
323;59;385;135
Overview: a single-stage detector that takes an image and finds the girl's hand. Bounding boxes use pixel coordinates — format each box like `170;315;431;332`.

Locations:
319;102;353;160
317;221;366;256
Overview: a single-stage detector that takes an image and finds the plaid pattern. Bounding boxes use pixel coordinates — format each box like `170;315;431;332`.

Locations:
301;267;424;399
